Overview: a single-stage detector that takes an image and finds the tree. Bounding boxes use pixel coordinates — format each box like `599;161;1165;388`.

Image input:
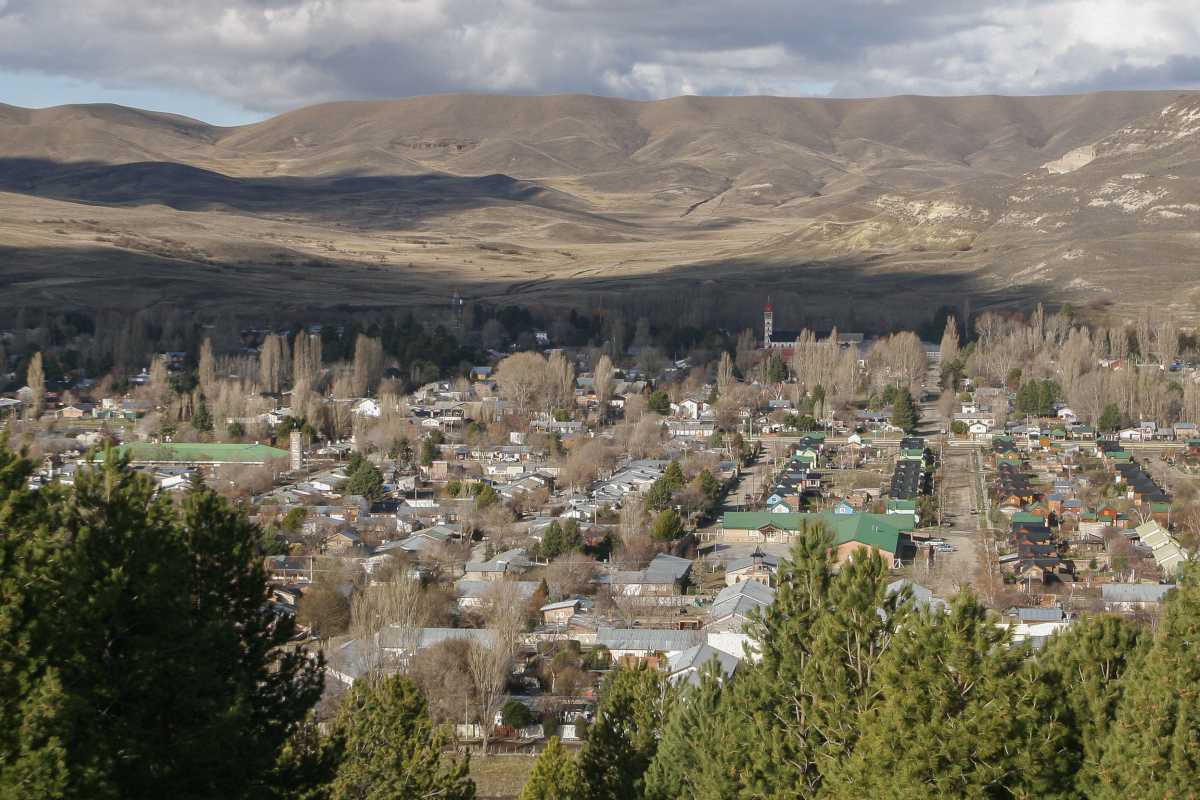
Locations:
765;353;787;383
327;675;474;800
1099;403;1122;432
1095;580;1200;799
825;593;1071;800
419;437;439;467
501;699;536;730
939;315;960;367
260;334;288;394
576;666;672;800
1038;614;1144;796
520;737;582;800
343;458;385;503
718;531;906;799
198;337;217;395
0;448;323;798
296;576;352;640
192;392;213;432
475;484;500;510
647;390;671;416
26;350;45;419
651;508;684;541
644;660;727;800
594;355;615;418
495;352;548;414
891;387;920;432
351;334;384;396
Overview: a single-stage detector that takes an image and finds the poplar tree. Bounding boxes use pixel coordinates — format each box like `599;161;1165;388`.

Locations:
1095;580;1200;799
519;737;582;800
25;350;45;418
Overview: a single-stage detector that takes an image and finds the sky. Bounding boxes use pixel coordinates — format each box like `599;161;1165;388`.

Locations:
1;0;1198;125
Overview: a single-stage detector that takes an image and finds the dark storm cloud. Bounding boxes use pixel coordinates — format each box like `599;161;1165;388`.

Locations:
0;0;1195;117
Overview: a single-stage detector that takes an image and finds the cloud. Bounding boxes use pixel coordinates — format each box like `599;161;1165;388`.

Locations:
0;0;1197;117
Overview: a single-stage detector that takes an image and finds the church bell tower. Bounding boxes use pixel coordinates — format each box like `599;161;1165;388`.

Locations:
763;299;774;345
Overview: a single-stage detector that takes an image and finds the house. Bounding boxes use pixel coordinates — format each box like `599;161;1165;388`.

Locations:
1101;583;1176;611
706;579;775;633
667;643;741;687
327;627;496;684
324;526;361;553
595;627;702;664
607;553;693;596
463;549;532;581
455;579;540;609
886;579;946;612
1135;521;1188;577
540;598;584;625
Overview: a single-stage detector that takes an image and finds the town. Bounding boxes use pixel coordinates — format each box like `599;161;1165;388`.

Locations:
2;299;1197;796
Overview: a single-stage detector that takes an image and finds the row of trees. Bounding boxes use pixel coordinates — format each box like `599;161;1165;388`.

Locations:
521;524;1200;800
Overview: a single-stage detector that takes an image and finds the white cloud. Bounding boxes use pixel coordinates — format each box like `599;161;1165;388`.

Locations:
0;0;1197;117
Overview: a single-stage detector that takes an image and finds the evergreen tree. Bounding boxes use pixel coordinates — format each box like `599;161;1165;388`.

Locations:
0;446;323;799
890;388;919;432
647;391;671;415
720;531;906;799
1098;403;1122;433
419;438;438;467
576;666;672;800
561;519;583;552
651;508;684;542
343;459;384;502
1095;580;1200;798
765;353;787;383
662;460;684;490
826;593;1071;800
1038;614;1145;798
192;393;213;432
644;661;727;800
520;737;582;800
327;675;473;800
543;521;566;559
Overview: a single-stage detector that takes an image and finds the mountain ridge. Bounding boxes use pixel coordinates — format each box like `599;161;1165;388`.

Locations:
1;90;1199;323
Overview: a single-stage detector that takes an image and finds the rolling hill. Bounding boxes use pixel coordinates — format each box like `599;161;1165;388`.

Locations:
1;90;1198;327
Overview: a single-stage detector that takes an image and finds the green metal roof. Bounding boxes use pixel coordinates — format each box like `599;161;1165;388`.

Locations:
1010;512;1043;524
111;442;290;464
721;511;908;554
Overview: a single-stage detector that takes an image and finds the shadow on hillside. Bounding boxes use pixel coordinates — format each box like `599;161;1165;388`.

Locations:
0;157;599;228
0;241;1049;333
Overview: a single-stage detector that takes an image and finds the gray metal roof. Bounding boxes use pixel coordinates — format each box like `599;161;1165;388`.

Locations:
668;643;741;687
1101;583;1176;604
596;627;702;653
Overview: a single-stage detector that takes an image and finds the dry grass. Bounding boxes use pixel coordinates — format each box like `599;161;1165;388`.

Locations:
469;754;537;800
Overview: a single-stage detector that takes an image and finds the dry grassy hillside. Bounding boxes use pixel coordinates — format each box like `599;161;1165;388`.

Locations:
1;90;1197;325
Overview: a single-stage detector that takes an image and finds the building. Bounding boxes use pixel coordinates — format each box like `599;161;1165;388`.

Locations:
719;511;910;566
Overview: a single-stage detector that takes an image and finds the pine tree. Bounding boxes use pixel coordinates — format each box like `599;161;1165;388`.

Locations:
651;508;684;541
644;661;728;800
1095;581;1200;798
825;593;1071;800
343;459;384;503
543;521;566;559
1037;614;1144;797
890;387;919;432
192;392;213;432
576;666;672;800
0;446;324;799
520;737;582;800
722;531;906;799
1099;403;1122;432
327;675;473;800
